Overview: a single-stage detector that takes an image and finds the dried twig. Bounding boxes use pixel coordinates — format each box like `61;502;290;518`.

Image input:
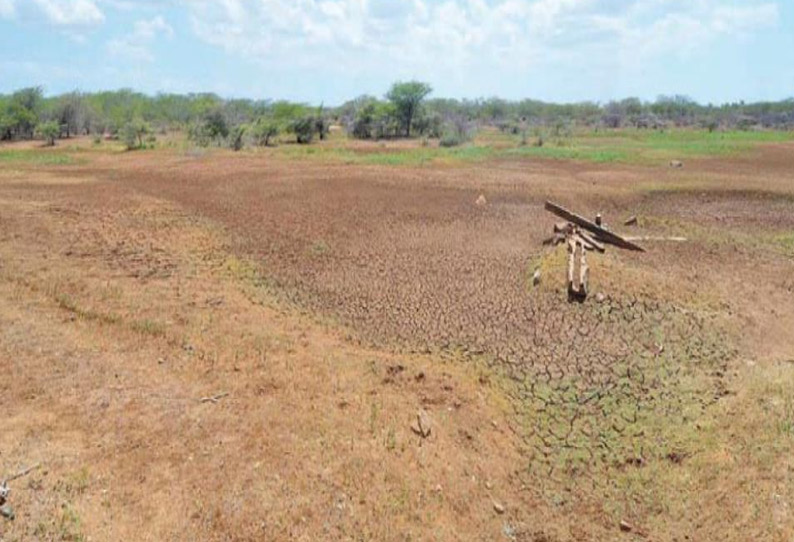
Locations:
3;463;41;484
199;392;229;404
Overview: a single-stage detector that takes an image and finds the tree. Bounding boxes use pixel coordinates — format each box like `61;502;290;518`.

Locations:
121;119;152;150
54;92;88;137
229;124;246;151
290;116;315;144
249;118;280;146
36;121;60;146
314;105;329;140
188;108;229;146
3;87;43;139
385;81;432;137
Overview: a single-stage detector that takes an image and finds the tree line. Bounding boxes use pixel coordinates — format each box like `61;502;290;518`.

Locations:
1;83;793;150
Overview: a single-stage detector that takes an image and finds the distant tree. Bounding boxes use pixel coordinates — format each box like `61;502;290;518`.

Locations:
290;116;315;144
121;119;152;150
314;105;330;140
54;92;88;138
249;118;280;146
201;108;229;140
385;81;432;137
229;124;246;151
188;108;229;146
3;87;43;139
35;121;60;146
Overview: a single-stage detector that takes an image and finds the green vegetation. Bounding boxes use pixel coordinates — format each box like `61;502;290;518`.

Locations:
0;149;76;165
35;120;60;146
385;81;433;137
121;118;154;150
270;127;794;166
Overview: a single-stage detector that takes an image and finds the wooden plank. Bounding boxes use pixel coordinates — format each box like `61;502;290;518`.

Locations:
576;230;606;253
544;201;646;252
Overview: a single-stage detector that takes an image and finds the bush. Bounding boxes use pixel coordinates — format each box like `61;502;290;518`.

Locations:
250;119;280;146
121;119;152;150
188;108;229;147
35;121;60;146
92;133;102;145
290;116;315;144
413;112;443;138
438;115;472;147
439;132;465;147
229;124;246;151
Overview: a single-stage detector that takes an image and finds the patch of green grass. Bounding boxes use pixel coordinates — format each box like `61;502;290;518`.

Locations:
130;318;166;337
771;231;794;256
55;293;122;325
268;129;794;167
0;149;77;165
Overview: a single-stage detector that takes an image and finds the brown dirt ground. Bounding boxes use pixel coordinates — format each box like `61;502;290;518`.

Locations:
1;138;794;541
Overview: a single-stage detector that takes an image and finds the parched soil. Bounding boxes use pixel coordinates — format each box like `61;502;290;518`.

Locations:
2;140;794;541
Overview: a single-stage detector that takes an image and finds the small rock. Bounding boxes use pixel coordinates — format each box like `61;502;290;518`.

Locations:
0;504;14;521
493;500;506;514
669;160;683;168
532;269;541;286
595;292;606;303
485;481;493;490
475;194;487;206
624;215;638;226
411;410;431;438
619;520;632;532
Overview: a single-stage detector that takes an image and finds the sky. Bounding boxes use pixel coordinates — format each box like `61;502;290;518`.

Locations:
1;0;792;105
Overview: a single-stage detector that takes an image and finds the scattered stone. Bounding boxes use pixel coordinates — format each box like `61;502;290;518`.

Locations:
485;481;493;490
669;160;683;168
475;194;487;206
493;500;506;514
624;215;638;226
619;520;633;532
411;410;432;438
0;504;14;521
595;292;606;303
532;269;541;286
414;371;426;382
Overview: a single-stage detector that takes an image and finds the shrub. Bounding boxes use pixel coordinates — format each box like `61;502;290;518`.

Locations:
250;119;280;146
121;119;152;150
35;121;60;146
290;116;315;144
188;108;229;147
439;115;472;147
229;124;246;151
413;112;443;138
439;132;464;147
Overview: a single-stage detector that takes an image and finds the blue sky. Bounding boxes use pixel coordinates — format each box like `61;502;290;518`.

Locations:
1;0;792;104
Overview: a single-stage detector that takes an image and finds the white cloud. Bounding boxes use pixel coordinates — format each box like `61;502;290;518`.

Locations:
180;0;779;89
31;0;104;25
107;15;173;61
0;0;15;19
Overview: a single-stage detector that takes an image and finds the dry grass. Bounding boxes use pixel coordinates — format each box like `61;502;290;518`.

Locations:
1;136;794;540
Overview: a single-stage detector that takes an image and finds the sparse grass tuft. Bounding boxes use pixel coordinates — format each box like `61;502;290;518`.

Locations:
130;318;166;337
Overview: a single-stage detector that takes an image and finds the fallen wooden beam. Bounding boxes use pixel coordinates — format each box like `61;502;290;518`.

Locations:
624;236;687;242
544;201;645;252
576;230;606;253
